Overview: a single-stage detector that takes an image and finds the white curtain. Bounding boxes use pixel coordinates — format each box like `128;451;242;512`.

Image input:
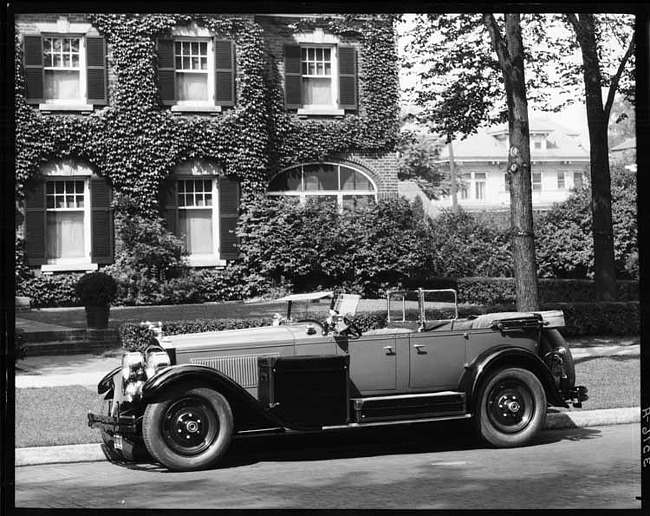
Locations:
44;70;80;100
47;211;84;259
176;73;208;102
302;78;331;106
179;209;213;254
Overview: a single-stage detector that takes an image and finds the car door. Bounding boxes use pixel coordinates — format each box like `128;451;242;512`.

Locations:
336;334;400;396
408;330;466;391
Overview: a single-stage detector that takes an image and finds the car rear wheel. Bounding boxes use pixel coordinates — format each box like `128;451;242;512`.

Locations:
475;367;546;448
143;386;233;471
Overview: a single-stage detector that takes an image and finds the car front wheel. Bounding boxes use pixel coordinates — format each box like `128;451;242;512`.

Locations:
475;367;546;448
143;386;233;471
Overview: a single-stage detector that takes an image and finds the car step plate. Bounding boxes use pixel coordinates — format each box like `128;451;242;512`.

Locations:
352;391;466;423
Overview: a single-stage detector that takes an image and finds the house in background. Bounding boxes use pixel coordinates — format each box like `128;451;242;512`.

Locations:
610;137;636;172
431;117;590;213
15;13;400;275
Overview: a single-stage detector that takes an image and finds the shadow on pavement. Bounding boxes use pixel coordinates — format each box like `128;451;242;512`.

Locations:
112;419;601;473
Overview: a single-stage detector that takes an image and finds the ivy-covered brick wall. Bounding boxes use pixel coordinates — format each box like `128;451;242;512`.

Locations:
15;13;401;212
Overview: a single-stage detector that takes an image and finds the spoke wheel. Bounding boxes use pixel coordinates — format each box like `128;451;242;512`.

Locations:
143;386;233;471
475;367;546;448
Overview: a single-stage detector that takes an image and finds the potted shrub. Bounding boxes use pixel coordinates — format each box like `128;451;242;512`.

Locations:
75;272;118;329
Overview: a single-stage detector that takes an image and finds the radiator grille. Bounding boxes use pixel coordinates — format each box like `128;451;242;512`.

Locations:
190;353;280;388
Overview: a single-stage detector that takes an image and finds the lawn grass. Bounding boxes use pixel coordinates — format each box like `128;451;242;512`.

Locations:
14;355;639;448
572;355;639;410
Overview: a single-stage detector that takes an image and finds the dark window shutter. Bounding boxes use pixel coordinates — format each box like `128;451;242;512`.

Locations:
25;181;47;265
284;45;302;109
157;38;176;105
219;176;240;260
86;36;107;105
160;180;178;235
23;35;44;103
90;177;114;264
215;39;235;106
339;46;357;111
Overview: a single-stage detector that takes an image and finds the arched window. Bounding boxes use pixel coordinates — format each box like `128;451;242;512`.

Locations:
267;163;376;210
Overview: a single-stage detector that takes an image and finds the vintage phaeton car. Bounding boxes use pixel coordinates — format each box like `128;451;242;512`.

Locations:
88;289;588;471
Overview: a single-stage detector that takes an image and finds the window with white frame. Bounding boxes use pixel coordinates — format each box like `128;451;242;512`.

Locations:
574;171;584;189
301;46;335;107
174;40;211;104
22;17;107;109
268;163;376;210
459;172;486;200
162;161;240;265
532;172;542;192
557;171;566;190
177;178;215;255
43;36;83;102
474;172;487;199
45;179;87;259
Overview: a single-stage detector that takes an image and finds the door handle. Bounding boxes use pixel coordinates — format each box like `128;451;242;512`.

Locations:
413;344;427;354
383;345;395;355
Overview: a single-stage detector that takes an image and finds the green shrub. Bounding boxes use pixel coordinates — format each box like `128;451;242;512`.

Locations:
535;165;638;279
106;194;190;305
15;328;26;361
428;209;513;278
235;195;437;297
556;301;640;337
456;277;639;305
18;273;82;307
119;324;157;353
75;271;118;306
119;317;273;351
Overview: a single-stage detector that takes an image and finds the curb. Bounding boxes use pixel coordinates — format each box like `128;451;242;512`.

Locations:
15;407;640;467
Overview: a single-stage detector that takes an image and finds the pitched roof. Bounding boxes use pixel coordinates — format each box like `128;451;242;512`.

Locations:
610;137;636;152
438;117;589;162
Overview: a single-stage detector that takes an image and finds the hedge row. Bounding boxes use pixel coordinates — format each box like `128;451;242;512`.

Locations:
119;301;639;351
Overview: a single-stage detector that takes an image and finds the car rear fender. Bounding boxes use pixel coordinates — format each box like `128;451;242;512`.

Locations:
140;364;289;432
460;346;567;411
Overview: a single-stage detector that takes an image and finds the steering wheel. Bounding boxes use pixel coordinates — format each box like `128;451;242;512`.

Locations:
296;319;326;335
343;316;362;338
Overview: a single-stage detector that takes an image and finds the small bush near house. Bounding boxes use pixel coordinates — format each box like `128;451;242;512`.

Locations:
106;195;190;305
74;271;118;306
18;273;82;307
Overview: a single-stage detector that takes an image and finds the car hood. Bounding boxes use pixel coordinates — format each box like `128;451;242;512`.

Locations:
159;324;302;351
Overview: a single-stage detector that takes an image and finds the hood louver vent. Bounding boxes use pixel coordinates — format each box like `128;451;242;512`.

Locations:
190;353;280;388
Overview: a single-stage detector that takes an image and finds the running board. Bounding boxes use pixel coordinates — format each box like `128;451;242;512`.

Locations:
350;391;466;424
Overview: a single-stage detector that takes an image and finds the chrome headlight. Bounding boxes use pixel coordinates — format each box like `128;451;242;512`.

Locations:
145;350;171;379
121;352;146;399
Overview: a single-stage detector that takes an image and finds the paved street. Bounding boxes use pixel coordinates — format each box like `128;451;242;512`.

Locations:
15;422;641;510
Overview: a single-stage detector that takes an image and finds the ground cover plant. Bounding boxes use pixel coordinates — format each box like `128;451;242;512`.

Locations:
14;354;639;448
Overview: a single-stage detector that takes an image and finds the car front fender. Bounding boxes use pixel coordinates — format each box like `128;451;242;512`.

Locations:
140;364;311;432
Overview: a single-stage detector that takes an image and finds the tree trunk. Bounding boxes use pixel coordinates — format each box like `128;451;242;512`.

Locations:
484;13;539;311
569;14;617;301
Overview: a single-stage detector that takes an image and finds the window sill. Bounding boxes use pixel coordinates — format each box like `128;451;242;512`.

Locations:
184;256;227;268
171;105;222;114
39;104;95;113
297;107;345;117
41;262;98;273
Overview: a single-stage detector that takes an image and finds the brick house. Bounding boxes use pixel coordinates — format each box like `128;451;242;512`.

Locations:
433;117;590;213
15;13;400;274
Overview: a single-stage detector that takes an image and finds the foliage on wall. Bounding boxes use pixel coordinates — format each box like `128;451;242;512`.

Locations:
14;14;400;216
